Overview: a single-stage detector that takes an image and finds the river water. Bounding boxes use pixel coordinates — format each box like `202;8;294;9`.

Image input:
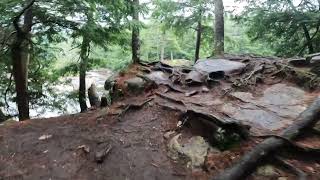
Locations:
5;69;114;119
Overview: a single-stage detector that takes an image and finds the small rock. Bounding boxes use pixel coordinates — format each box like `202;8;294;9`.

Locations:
278;177;287;180
185;90;198;97
39;134;52;141
201;86;210;93
167;135;212;169
257;165;277;176
77;145;90;153
163;131;175;139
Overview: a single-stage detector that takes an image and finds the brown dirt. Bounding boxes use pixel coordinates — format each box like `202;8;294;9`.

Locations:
0;96;192;180
1;60;320;180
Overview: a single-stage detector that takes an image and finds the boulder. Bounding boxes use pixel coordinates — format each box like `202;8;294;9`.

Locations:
310;55;320;64
104;76;116;91
288;58;310;67
88;83;101;107
306;52;320;64
194;59;246;75
124;77;147;94
168;135;215;169
145;71;170;85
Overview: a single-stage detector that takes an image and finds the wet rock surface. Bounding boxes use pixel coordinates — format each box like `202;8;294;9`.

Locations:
194;59;246;74
223;84;312;133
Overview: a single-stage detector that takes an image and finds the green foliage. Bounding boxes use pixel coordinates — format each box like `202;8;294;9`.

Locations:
238;0;320;57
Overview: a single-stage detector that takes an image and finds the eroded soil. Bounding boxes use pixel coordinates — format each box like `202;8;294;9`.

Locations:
1;57;320;180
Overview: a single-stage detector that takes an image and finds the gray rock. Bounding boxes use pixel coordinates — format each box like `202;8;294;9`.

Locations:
194;59;246;75
288;58;310;67
278;177;288;180
145;71;170;85
163;131;175;140
185;70;206;84
225;84;311;133
125;77;147;94
167;135;214;169
310;55;320;64
104;77;116;91
257;165;277;176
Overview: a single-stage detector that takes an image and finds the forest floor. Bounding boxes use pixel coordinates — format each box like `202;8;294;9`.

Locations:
1;55;320;180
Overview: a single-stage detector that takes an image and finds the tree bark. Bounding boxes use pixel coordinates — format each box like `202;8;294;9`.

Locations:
132;0;141;64
287;0;314;54
160;30;166;61
302;24;314;54
195;18;202;62
213;96;320;180
0;109;7;122
214;0;224;56
11;0;34;121
79;36;90;112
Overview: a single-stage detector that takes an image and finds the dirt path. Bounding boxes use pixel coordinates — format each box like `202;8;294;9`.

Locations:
0;98;194;180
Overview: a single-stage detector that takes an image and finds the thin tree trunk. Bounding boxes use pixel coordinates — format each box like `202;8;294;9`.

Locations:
302;25;314;54
11;0;34;121
214;0;224;56
287;0;314;54
0;108;7;122
79;36;90;112
171;51;173;61
161;45;165;61
161;31;165;61
132;0;141;63
195;18;202;62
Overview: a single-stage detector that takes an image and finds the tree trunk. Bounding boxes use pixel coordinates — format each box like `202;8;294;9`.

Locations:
132;0;141;64
0;109;6;122
213;97;320;180
160;45;165;61
160;30;166;61
195;18;202;62
79;36;90;112
11;1;33;121
302;24;314;54
287;0;314;54
214;0;224;56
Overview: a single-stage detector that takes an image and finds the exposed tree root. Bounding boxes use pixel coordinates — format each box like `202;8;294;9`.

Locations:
273;156;307;180
117;98;153;121
213;97;320;180
155;93;250;139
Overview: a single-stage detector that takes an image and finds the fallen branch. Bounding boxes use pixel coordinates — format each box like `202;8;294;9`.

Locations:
213;97;320;180
117;98;153;121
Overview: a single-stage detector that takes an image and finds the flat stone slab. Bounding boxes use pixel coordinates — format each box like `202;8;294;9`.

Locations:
194;59;246;74
223;84;315;134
